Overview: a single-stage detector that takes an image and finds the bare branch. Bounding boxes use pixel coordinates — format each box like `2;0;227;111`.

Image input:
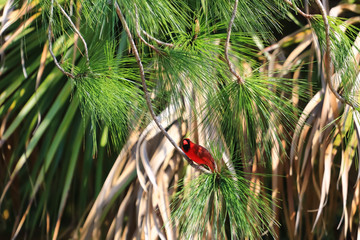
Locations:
115;2;211;174
134;5;162;55
314;0;359;109
56;2;90;68
134;4;174;50
142;29;175;48
284;0;313;19
225;0;245;84
48;0;75;79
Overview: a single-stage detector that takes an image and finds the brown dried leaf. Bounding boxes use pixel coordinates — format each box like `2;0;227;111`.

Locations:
330;4;360;17
312;140;333;231
290;91;322;174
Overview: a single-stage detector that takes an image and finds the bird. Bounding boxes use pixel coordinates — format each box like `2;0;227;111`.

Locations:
181;138;216;172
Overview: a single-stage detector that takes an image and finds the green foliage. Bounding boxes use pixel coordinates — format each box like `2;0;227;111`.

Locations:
0;1;117;238
72;41;147;149
172;169;275;239
191;0;288;40
206;74;304;163
2;0;360;239
153;25;263;116
311;16;360;104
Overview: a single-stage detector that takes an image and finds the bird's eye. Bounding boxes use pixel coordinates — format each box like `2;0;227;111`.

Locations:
182;139;190;152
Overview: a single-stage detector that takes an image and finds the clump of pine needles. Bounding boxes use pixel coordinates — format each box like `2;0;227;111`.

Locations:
311;16;359;105
72;42;147;149
171;169;276;239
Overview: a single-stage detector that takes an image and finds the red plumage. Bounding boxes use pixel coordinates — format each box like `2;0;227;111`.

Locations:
181;138;216;172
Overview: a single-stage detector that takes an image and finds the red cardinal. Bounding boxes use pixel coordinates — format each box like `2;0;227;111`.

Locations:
181;138;216;172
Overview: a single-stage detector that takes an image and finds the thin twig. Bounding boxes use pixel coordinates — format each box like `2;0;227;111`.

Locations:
48;0;75;79
134;4;174;49
225;0;245;84
284;0;313;19
71;4;81;74
115;2;211;174
56;2;90;68
142;29;175;48
134;5;162;54
314;0;359;109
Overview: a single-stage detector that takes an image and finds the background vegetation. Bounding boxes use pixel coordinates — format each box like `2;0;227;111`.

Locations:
1;0;360;239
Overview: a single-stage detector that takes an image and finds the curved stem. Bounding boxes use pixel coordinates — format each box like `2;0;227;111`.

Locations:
142;29;174;48
134;5;162;54
115;2;211;174
134;4;174;49
284;0;313;19
48;0;75;79
57;2;90;68
225;0;245;84
314;0;359;109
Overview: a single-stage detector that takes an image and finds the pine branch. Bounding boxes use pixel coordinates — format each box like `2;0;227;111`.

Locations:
134;5;162;54
48;0;75;79
225;0;245;84
142;29;175;48
57;3;90;68
115;2;211;174
284;0;313;19
314;0;359;109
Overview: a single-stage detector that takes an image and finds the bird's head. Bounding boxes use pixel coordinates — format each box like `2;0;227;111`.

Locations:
182;138;191;152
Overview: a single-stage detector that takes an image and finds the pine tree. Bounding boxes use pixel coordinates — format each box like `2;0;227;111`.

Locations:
1;0;360;239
